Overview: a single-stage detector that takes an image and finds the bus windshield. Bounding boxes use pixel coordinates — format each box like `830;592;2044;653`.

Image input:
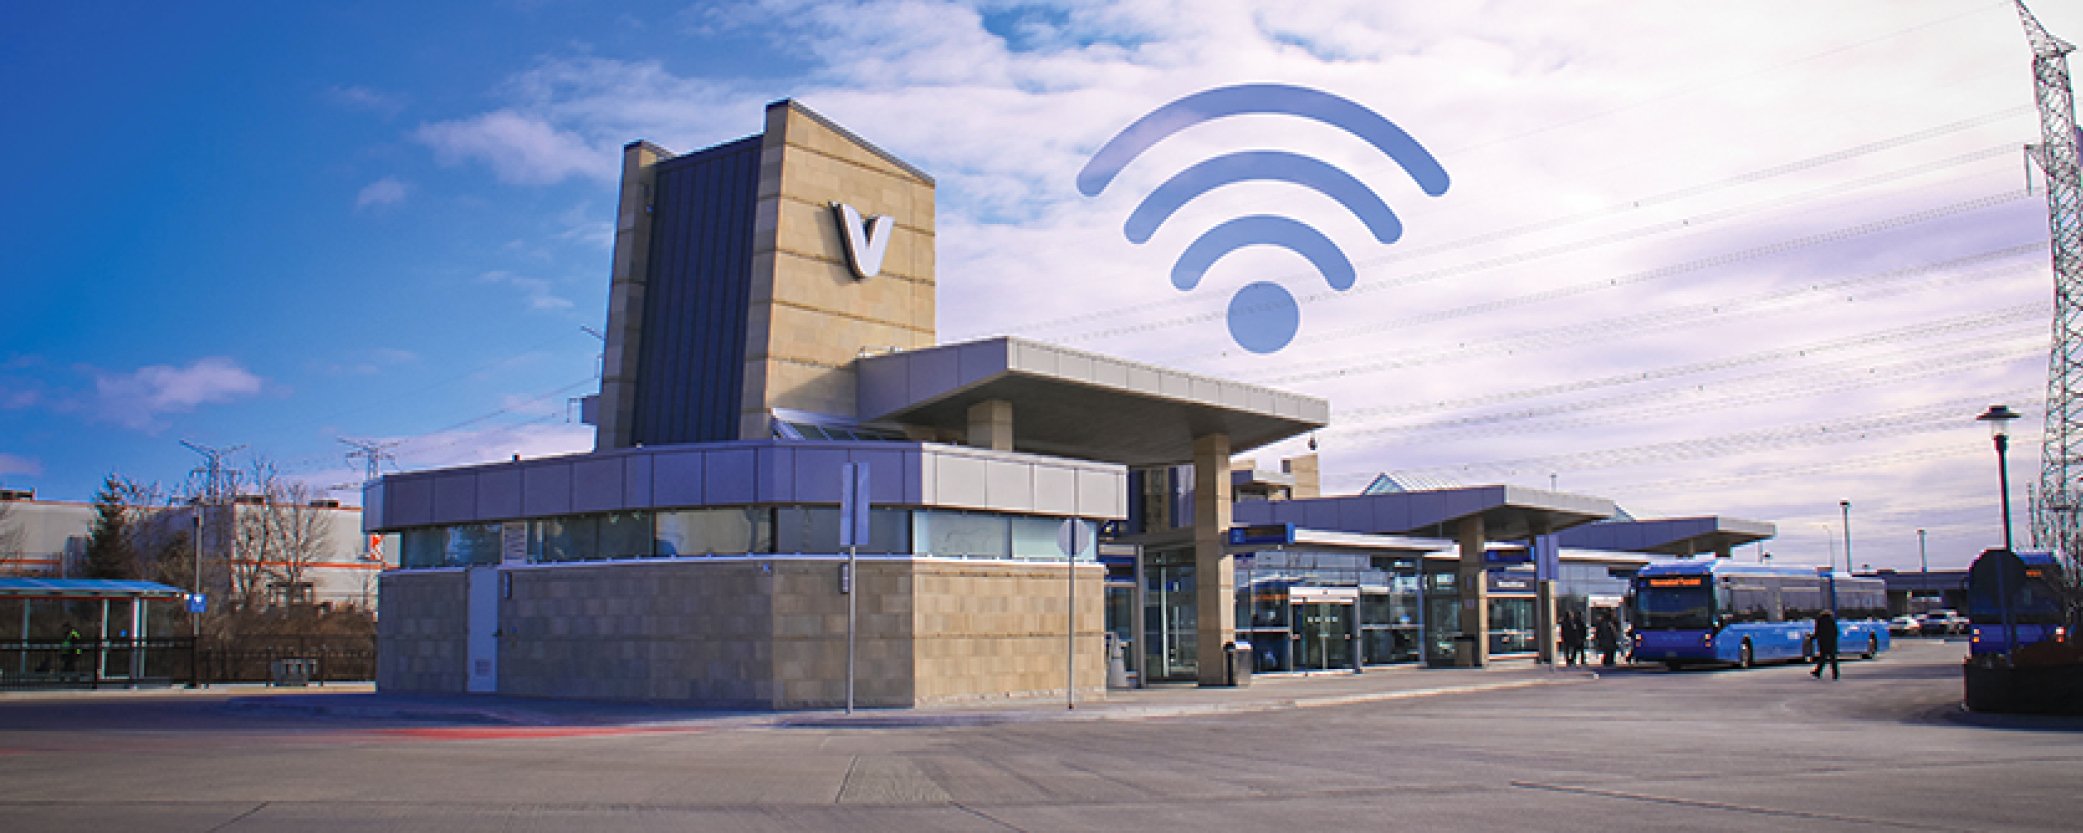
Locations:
1634;586;1714;629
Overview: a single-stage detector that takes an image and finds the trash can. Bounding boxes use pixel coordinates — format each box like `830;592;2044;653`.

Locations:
269;658;313;687
1223;641;1253;687
1452;635;1481;668
1106;633;1133;689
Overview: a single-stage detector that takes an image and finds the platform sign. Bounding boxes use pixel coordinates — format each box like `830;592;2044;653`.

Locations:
186;593;207;614
1057;518;1094;558
838;462;871;547
1227;523;1294;547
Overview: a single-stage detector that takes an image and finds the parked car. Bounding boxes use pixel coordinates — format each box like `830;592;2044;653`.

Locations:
1918;609;1967;635
1887;615;1922;637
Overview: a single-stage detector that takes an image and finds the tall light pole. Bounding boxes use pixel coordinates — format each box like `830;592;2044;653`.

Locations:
1917;528;1928;573
1839;500;1853;574
1978;405;2022;552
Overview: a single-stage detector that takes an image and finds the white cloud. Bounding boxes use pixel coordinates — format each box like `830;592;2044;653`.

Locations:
480;270;576;311
328;84;405;116
92;357;264;431
0;453;41;478
392;422;595;472
355;176;410;210
415;109;618;185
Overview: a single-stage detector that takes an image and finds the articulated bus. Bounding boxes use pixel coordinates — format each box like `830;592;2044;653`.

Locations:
1967;548;2070;656
1629;561;1889;668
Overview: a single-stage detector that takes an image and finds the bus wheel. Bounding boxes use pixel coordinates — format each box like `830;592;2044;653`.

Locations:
1862;634;1877;660
1738;640;1754;669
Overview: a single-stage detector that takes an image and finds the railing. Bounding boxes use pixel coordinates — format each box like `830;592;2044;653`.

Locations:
0;637;200;690
0;636;377;689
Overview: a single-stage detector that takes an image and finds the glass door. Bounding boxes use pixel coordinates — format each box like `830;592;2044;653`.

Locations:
1290;600;1354;670
1143;559;1197;682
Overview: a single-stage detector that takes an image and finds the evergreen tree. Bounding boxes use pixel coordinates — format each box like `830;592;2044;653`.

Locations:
82;474;148;579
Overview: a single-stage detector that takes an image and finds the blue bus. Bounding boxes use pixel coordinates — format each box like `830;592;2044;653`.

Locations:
1629;561;1889;668
1967;548;2070;656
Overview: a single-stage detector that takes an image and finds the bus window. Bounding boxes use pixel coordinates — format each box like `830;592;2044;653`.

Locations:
1635;582;1713;629
1722;582;1771;623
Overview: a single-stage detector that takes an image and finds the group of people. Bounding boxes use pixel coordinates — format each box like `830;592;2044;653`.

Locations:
1558;609;1622;667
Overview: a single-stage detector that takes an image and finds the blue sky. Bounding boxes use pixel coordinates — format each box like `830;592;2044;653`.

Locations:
4;1;2080;571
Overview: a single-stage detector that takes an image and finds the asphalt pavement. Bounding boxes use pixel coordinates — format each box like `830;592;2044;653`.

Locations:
0;637;2075;832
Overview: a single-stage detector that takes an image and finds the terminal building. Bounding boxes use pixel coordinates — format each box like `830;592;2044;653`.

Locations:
366;101;1777;708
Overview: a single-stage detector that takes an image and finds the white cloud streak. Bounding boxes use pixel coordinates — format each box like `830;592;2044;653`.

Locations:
92;357;265;431
355;176;409;209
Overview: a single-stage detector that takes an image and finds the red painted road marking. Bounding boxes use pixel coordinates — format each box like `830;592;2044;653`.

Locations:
362;725;707;741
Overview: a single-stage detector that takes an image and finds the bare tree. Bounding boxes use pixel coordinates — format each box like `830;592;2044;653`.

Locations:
230;459;333;611
0;499;26;574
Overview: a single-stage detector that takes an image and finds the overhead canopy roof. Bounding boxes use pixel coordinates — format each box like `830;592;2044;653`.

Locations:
1233;485;1618;541
0;578;189;600
1556;516;1776;556
857;337;1328;466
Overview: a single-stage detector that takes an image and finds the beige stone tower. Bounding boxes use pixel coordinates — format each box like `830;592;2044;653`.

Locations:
739;102;936;439
595;100;936;449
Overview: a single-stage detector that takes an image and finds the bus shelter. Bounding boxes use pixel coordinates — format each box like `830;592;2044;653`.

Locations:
0;578;192;689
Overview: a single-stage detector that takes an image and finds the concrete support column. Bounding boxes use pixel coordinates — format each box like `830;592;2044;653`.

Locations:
966;399;1014;452
1715;543;1732;559
1533;522;1555;666
596;141;668;451
1193;433;1236;686
1456;515;1489;667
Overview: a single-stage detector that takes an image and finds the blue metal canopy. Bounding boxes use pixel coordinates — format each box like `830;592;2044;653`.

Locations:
0;578;188;600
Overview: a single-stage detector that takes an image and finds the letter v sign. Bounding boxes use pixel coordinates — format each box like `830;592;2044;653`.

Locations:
830;203;894;280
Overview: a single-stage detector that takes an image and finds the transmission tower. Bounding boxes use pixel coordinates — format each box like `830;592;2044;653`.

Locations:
340;437;399;486
179;440;245;504
2017;1;2083;583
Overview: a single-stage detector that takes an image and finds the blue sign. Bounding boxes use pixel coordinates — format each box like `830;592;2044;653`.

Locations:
186;593;207;614
1227;523;1296;546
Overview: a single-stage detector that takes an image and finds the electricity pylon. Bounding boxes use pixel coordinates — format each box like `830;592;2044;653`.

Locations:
2017;1;2083;585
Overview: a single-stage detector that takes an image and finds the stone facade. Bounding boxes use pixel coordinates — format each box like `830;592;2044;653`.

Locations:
378;558;1105;709
740;102;937;439
374;570;468;694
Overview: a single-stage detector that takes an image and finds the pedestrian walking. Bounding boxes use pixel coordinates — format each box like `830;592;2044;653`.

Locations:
1811;609;1840;680
1594;612;1621;667
60;622;82;677
1561;610;1588;667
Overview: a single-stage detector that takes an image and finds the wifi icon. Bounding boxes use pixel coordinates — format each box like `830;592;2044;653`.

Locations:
1077;83;1451;354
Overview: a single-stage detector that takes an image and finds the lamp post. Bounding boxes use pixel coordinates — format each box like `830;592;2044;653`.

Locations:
1917;528;1928;574
1977;405;2021;553
1839;500;1853;574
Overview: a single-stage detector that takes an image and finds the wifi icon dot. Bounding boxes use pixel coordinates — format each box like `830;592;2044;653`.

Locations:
1078;83;1451;354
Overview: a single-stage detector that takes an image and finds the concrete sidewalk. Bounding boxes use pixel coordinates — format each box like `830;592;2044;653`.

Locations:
196;661;1601;729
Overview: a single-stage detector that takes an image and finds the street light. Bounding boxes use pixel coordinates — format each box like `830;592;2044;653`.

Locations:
1839;500;1853;574
1976;404;2021;553
1917;528;1928;574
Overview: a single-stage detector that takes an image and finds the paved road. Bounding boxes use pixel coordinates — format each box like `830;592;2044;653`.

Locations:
0;639;2075;831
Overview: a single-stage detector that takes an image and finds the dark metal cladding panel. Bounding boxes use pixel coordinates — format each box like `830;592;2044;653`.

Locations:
632;136;761;446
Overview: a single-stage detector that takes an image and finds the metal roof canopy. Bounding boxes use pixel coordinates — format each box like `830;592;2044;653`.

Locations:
1233;485;1618;541
1556;516;1776;557
0;578;189;600
857;337;1328;466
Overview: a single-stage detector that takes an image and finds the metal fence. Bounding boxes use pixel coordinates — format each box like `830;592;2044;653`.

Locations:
0;636;376;689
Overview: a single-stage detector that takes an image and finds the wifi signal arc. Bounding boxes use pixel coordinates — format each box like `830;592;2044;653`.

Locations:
1077;84;1451;199
1124;150;1407;246
1077;83;1450;355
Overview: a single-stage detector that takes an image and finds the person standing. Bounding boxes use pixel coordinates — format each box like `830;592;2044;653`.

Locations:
1811;609;1839;680
1562;611;1588;667
1594;612;1621;667
60;622;82;677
